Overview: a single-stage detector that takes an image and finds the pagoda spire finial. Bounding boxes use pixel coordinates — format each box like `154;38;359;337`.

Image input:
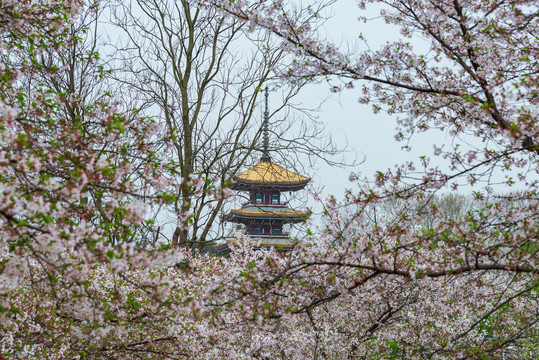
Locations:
261;86;271;162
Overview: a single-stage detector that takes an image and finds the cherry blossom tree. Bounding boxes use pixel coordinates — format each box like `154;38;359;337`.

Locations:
0;1;205;357
14;0;164;247
1;0;538;359
199;0;539;357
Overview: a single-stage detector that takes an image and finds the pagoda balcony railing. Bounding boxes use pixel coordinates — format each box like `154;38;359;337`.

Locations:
249;233;291;237
241;201;289;207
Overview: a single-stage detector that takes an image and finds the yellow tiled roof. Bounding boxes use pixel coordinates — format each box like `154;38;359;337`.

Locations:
235;160;310;184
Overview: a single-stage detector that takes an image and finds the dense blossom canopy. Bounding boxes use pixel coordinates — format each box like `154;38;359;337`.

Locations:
0;0;537;359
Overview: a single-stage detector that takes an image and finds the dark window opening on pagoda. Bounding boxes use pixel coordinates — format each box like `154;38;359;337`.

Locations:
273;228;281;234
254;228;262;234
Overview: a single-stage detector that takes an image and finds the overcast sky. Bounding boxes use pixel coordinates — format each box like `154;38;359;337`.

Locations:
284;1;445;211
278;0;519;226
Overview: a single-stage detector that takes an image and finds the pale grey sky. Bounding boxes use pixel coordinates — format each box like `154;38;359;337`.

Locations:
284;0;518;224
290;0;445;200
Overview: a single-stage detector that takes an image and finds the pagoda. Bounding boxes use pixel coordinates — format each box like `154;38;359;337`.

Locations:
220;88;311;251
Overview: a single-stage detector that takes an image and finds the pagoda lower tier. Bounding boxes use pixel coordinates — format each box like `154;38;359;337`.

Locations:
223;205;311;225
224;235;298;251
221;204;310;250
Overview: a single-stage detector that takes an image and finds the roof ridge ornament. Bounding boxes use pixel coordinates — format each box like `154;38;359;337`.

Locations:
261;86;271;162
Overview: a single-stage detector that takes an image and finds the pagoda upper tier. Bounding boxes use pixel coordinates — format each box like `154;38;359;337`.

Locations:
231;159;310;191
